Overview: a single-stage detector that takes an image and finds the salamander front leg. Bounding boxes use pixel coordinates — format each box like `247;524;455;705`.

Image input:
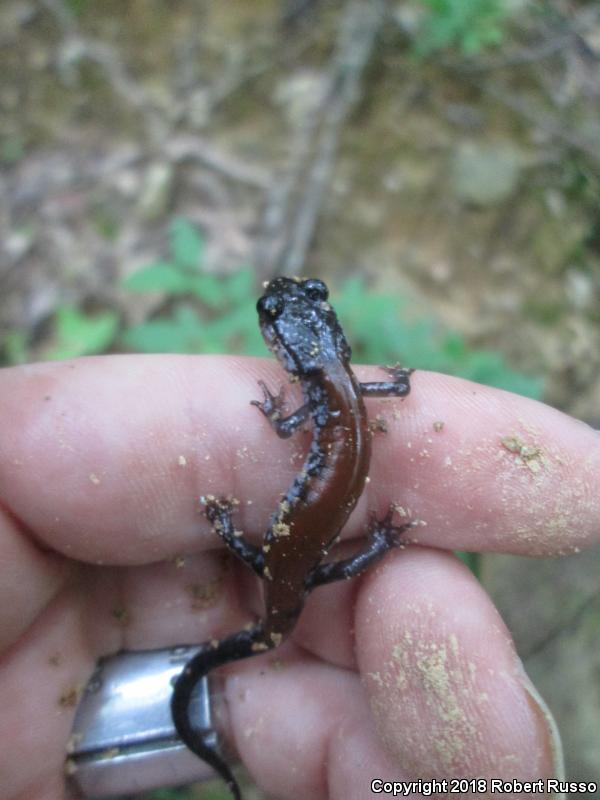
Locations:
251;380;310;438
305;507;415;591
360;365;413;398
202;496;265;577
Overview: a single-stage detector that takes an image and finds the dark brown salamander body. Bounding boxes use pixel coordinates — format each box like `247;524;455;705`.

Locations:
171;277;414;799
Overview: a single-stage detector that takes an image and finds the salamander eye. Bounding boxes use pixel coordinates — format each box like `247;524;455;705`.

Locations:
303;279;329;302
257;293;284;318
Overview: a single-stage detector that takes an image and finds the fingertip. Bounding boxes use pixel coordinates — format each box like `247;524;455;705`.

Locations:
367;370;600;556
355;546;559;780
225;651;356;800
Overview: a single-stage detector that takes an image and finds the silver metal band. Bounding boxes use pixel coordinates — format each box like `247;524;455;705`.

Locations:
67;647;222;798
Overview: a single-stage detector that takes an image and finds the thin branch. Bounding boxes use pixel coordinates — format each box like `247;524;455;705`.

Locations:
281;0;385;276
40;0;274;191
41;0;168;142
253;120;320;274
40;0;77;32
164;136;270;190
481;81;600;169
254;0;386;277
444;33;574;73
523;590;600;660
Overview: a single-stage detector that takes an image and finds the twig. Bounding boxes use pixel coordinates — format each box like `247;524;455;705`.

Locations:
165;136;270;190
254;0;385;277
253;136;309;274
281;0;385;276
40;0;276;189
523;589;600;660
41;0;168;143
61;39;157;116
445;0;600;74
435;1;600;168
443;33;574;73
481;81;600;169
40;0;77;33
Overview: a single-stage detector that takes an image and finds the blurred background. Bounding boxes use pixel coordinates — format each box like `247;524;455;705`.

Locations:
1;0;599;796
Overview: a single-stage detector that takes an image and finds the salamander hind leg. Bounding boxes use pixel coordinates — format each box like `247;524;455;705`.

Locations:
202;495;265;577
305;506;416;590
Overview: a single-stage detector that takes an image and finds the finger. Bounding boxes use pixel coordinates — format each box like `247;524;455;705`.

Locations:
105;552;256;651
226;647;381;800
0;357;598;565
0;355;270;564
0;582;99;800
0;545;259;800
228;649;447;800
0;506;71;649
355;547;560;781
383;369;600;557
223;548;560;800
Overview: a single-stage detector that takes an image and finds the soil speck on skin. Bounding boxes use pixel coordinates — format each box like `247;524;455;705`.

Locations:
369;624;525;776
64;759;78;776
111;606;130;626
186;577;224;610
66;733;83;754
500;434;546;474
369;415;388;433
369;631;477;771
59;684;84;708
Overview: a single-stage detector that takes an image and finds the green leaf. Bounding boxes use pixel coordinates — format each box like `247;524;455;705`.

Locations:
221;266;255;304
119;256;541;401
332;278;543;400
188;273;229;307
66;0;90;15
414;0;507;57
2;330;29;365
203;303;266;355
46;307;120;361
0;136;25;165
121;305;208;353
170;218;204;271
122;262;192;294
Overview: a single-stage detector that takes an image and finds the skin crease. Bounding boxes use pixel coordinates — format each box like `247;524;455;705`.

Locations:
1;355;600;799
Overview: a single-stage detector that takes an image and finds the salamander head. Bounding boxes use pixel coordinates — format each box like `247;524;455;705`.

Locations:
257;277;351;374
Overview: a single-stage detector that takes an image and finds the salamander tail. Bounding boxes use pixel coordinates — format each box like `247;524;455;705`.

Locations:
171;623;268;800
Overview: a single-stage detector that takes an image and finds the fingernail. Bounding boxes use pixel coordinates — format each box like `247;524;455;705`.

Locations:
516;660;565;798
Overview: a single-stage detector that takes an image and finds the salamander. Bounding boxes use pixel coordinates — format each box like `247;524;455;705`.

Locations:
171;277;414;799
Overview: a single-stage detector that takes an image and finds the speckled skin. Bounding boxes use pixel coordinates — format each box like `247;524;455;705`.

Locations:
171;277;413;800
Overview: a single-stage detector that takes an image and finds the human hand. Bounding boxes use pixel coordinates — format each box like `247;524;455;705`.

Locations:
1;355;598;799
